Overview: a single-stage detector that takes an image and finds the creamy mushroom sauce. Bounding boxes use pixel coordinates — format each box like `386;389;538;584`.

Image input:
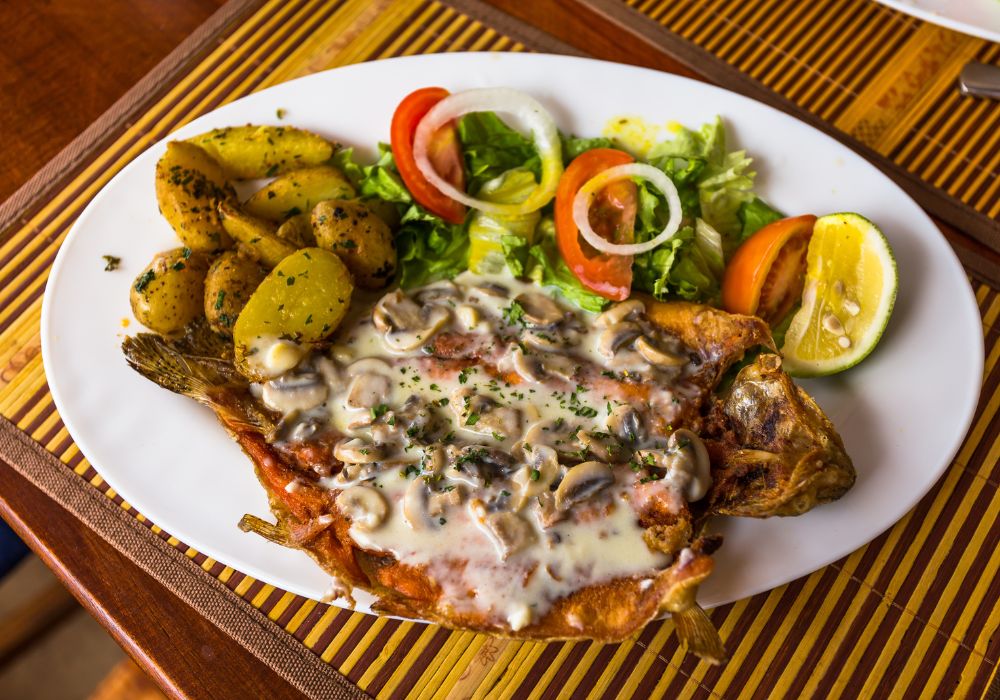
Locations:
254;272;713;630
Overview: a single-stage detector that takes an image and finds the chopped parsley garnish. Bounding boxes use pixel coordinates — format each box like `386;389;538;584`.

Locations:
214;290;226;310
501;300;526;327
370;404;389;420
134;270;155;292
465;412;480;426
529;469;541;481
102;255;120;271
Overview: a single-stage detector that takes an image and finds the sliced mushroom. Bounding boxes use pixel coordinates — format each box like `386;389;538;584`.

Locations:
606;403;645;443
512;445;560;508
402;478;432;529
520;418;577;454
449;445;516;486
635;336;688;368
534;491;565;528
597;322;642;359
414;280;460;304
514;292;565;328
471;500;536;559
554;461;615;510
669;428;711;501
636;429;711;502
450;388;522;440
428;485;463;517
346;372;390;409
333;438;385;464
576;430;629;463
522;329;565;352
261;373;328;414
336;486;387;531
473;282;509;298
372;290;451;352
596;299;645;327
509;345;577;384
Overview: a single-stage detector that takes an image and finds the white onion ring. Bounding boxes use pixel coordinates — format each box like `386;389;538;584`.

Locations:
413;88;563;216
571;163;683;256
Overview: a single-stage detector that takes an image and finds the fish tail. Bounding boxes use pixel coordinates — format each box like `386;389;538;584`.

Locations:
672;603;727;665
122;331;276;435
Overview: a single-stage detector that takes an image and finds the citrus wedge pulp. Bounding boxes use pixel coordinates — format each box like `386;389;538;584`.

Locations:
780;212;897;377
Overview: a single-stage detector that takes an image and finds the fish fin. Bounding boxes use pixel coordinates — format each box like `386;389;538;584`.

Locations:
672;604;727;665
122;332;277;435
238;514;292;546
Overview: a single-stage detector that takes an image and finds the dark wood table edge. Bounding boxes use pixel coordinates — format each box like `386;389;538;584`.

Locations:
0;456;306;700
0;0;266;242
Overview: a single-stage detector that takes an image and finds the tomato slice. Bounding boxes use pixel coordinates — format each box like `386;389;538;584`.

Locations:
555;148;638;301
390;87;467;225
721;214;816;324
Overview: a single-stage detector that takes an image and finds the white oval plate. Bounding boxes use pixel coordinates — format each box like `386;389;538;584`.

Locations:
875;0;1000;44
42;54;983;611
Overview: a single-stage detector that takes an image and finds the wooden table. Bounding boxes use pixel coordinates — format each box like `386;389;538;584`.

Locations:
0;2;302;697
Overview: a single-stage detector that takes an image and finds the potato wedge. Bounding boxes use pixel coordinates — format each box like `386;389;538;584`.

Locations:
244;165;355;222
154;142;234;252
204;250;269;335
130;248;211;334
312;200;396;289
277;213;317;248
218;200;297;268
187;126;334;180
233;248;353;380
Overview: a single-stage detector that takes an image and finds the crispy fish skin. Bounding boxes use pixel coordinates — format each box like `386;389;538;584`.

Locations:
704;353;856;517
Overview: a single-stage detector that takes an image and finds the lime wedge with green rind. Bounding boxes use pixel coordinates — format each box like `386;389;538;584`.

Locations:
780;212;898;377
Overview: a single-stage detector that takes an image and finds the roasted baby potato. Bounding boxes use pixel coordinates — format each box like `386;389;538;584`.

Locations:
276;213;316;248
233;248;353;380
154;142;234;252
312;200;396;289
186;126;334;180
244;165;355;222
203;251;269;336
218;200;297;268
130;248;211;334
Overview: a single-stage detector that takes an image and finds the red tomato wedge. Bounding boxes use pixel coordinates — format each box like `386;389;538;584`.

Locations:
721;214;816;324
390;87;467;225
555;149;638;301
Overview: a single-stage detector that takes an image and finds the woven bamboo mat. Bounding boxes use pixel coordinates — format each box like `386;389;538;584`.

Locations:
1;0;998;697
629;0;1000;221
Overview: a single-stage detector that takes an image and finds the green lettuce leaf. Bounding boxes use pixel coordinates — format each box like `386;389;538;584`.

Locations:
458;112;540;194
333;144;412;203
561;133;614;161
504;219;608;313
646;116;756;245
737;196;784;240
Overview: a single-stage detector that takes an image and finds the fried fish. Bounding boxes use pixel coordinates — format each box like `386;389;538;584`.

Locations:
123;274;854;662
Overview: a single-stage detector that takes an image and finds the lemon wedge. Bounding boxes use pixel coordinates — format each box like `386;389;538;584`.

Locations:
780;213;897;377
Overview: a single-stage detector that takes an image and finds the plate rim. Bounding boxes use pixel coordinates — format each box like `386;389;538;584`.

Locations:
873;0;1000;43
40;51;986;611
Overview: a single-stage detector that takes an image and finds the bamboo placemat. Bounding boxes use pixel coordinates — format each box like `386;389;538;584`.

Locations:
1;0;998;697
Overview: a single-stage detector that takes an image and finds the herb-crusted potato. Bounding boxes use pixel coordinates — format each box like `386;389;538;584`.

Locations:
218;200;297;268
204;251;269;335
233;248;353;380
154;142;234;252
244;165;355;222
187;126;335;180
312;200;396;289
276;213;317;248
130;248;211;334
